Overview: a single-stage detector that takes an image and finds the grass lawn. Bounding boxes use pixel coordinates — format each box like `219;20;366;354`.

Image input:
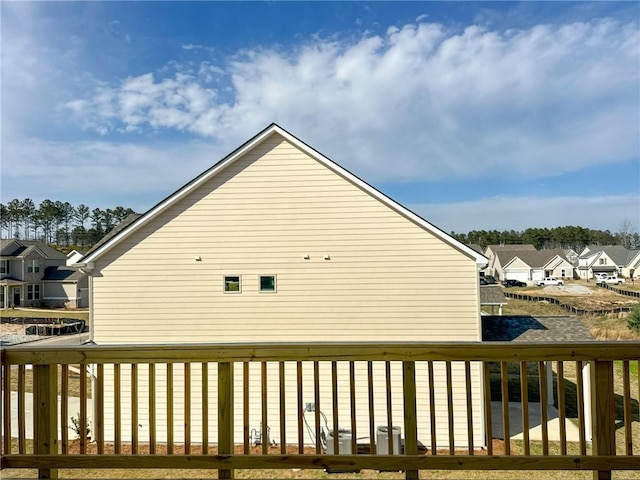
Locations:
1;308;89;321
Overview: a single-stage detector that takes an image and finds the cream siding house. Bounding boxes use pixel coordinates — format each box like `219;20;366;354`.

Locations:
577;245;631;279
484;244;536;279
80;124;488;449
502;250;574;283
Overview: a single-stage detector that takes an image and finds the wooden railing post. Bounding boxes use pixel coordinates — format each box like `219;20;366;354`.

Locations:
403;361;418;480
34;364;58;479
591;360;615;480
218;362;234;479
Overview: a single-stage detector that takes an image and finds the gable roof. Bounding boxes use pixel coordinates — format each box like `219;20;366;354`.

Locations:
503;249;570;269
579;245;631;266
0;239;66;260
81;124;487;267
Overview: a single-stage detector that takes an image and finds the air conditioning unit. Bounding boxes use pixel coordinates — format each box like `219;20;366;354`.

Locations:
326;429;352;454
377;426;401;454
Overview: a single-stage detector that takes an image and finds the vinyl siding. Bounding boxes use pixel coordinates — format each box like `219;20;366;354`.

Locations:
91;133;483;448
93;135;479;343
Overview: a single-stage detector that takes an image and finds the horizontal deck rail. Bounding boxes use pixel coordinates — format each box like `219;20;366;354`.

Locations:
2;342;639;479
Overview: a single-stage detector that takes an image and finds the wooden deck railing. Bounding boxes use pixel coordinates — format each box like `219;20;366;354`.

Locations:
1;342;639;479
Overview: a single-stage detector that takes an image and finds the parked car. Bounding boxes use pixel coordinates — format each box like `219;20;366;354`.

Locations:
535;277;564;286
502;279;527;287
596;276;625;286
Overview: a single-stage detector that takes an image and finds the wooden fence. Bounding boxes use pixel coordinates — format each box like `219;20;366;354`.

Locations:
1;342;639;479
598;284;640;299
503;291;635;315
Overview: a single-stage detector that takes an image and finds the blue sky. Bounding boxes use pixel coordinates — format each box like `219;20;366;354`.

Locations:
2;1;639;234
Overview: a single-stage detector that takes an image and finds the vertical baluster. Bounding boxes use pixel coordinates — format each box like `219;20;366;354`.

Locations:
149;363;156;455
314;362;321;453
114;364;121;454
202;362;208;455
166;363;173;455
131;364;138;454
80;363;87;454
538;361;549;455
428;361;437;455
622;360;632;455
331;361;339;454
261;362;268;455
557;361;567;455
520;362;530;456
385;361;393;455
18;365;25;454
243;362;249;454
279;362;286;455
61;365;69;454
465;361;474;455
2;363;11;455
96;364;104;454
446;361;455;455
500;362;510;455
349;361;357;455
367;361;376;455
184;363;191;454
483;362;493;455
297;362;304;454
576;361;586;455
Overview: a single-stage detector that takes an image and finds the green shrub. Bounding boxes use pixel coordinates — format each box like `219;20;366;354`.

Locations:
627;303;640;334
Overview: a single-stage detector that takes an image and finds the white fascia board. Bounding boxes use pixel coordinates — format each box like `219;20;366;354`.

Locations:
274;127;488;266
81;125;283;264
83;124;488;267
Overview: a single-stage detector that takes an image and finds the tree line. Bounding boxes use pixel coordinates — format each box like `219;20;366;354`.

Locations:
0;198;136;249
1;197;637;253
451;223;640;251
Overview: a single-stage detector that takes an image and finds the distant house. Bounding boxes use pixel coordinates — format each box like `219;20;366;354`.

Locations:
502;249;575;283
0;239;88;309
622;250;640;280
79;123;488;449
484;244;536;279
577;245;635;279
66;249;86;266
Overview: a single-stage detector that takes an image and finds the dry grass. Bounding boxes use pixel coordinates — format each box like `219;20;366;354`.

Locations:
0;308;89;321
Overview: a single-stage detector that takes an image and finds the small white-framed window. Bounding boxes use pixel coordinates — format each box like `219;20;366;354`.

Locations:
599;258;606;265
0;260;7;274
27;284;40;300
259;275;277;292
561;269;566;278
224;275;241;293
27;260;40;273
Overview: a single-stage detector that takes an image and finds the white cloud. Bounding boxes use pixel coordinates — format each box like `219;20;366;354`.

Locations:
411;194;640;233
64;18;639;183
0;136;225;210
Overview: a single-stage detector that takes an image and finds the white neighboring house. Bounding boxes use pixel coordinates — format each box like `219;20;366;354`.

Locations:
484;244;536;280
502;250;574;283
577;245;634;280
78;124;488;449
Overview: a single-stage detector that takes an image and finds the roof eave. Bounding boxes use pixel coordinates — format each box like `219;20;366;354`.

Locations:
82;123;488;267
